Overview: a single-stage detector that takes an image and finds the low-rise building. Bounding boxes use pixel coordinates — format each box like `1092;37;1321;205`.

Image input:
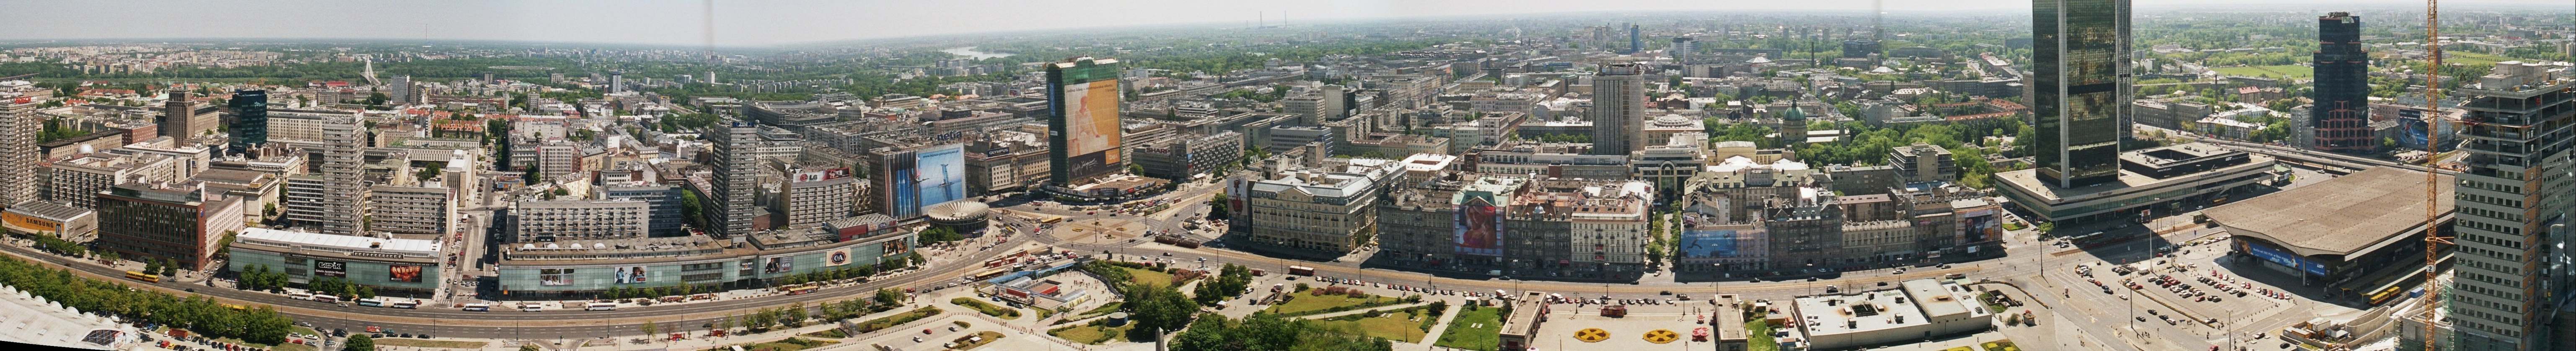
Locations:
225;227;441;293
1788;279;1994;349
1887;143;1957;183
507;199;650;243
1225;158;1402;256
2;200;96;242
1996;142;2275;223
45;153;181;209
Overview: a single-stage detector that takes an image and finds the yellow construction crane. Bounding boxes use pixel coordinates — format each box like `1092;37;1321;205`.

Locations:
2419;0;2449;351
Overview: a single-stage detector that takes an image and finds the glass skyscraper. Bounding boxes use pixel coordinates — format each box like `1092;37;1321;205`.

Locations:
2030;0;2129;188
2311;13;2374;152
227;89;269;154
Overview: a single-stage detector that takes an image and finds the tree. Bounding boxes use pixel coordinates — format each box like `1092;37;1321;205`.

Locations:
642;320;659;340
344;334;375;351
1124;283;1199;338
875;288;904;306
144;259;161;275
1207;194;1230;220
717;313;736;333
364;92;389;107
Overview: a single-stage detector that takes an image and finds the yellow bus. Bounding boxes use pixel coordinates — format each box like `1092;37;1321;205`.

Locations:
782;284;821;296
124;271;160;283
223;304;248;311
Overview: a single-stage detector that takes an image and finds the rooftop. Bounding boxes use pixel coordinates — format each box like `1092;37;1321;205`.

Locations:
1996;145;2275;204
2206;167;2454;257
1790;279;1987;338
1;201;92;222
236;227;441;257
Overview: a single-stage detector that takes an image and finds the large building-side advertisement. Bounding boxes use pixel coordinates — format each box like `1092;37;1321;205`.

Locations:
827;248;855;266
388;265;422;283
1680;230;1745;258
2241;242;2330;276
888;152;921;219
915;145;967;209
539;268;575;286
614;266;647;284
1959;209;2001;243
0;212;61;236
1058;76;1124;183
314;260;348;278
764;257;794;274
1454;202;1502;256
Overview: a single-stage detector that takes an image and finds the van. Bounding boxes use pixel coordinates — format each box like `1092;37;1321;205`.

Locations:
519;305;544;312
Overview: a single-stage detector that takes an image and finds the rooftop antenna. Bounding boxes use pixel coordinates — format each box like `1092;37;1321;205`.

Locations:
703;0;718;65
1873;0;1885;41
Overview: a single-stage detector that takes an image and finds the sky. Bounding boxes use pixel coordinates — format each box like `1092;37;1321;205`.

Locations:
7;0;2568;46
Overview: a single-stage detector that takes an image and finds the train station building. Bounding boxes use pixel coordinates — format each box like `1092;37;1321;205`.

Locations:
2205;167;2451;301
1996;142;2276;223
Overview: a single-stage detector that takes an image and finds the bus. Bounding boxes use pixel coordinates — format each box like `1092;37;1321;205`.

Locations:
971;269;1010;281
461;303;491;312
356;298;386;307
782;284;821;296
286;292;313;301
585;302;618;311
314;295;340;304
223;304;248;311
124;271;160;283
390;300;420;309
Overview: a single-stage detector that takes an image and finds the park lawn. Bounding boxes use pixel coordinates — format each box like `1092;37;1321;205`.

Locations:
800;328;849;338
951;331;1006;350
2211;65;2313;80
1749;319;1779;351
725;337;837;351
952;297;1022;319
1124;268;1175;287
1432;307;1503;350
1310;313;1433;343
1263;294;1399;316
1059;302;1123;324
854;307;944;333
2445;52;2514;66
1049;323;1135;344
209;332;314;351
1982;340;2022;351
372;338;489;349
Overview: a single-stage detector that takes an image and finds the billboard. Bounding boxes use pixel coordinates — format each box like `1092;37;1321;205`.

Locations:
764;257;794;274
539;268;575;286
2242;242;2330;276
887;151;921;219
1680;230;1745;258
827;248;854;266
1;211;62;236
614;266;647;284
1051;58;1124;185
915;145;967;209
1454;203;1502;256
1958;210;2001;243
313;260;347;278
387;265;422;283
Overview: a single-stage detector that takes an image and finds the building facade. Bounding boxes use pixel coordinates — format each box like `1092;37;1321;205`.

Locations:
227;89;269;153
2435;67;2576;351
508;200;651;243
365;185;452;236
225;228;441;293
2309;12;2374;153
46;153;181;210
95;183;245;271
2030;0;2131;188
1590;63;1647;156
0;96;40;207
1227;160;1401;256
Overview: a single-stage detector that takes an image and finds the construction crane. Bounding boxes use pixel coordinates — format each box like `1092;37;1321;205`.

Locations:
2418;0;2450;351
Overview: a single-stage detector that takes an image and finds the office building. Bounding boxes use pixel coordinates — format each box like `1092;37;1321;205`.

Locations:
1;95;41;207
2310;12;2374;152
1046;57;1128;188
768;160;857;228
2433;64;2576;351
1672;36;1698;63
708;121;762;238
1842;40;1882;59
313;112;364;235
1590;63;1647;156
2030;0;2133;188
1226;159;1402;256
365;184;452;236
1626;24;1641;54
508;199;650;243
225;227;441;292
227;89;269;154
45;153;181;209
95;183;245;272
1889;143;1958;183
387;75;413;105
161;91;220;140
597;184;686;237
1133;131;1245;181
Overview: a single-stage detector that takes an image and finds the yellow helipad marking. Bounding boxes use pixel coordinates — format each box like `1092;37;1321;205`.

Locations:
1642;329;1679;344
1574;328;1610;343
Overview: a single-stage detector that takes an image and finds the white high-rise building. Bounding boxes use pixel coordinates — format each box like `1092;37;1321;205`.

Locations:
0;92;41;207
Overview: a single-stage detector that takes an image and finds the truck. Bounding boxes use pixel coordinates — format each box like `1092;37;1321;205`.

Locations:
1287;266;1315;276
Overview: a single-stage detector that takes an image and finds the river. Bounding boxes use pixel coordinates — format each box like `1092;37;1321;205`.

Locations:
940;46;1012;59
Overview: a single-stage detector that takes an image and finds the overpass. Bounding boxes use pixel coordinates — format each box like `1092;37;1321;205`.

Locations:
2187;137;2454;176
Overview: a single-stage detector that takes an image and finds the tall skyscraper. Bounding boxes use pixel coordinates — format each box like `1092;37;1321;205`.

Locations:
161;90;216;139
314;113;364;235
1589;63;1647;156
1626;24;1642;54
2439;65;2575;351
2030;0;2130;188
1671;36;1697;63
1046;57;1126;187
708;121;762;238
227;89;269;154
608;71;625;94
2310;12;2373;152
0;95;39;207
387;75;412;105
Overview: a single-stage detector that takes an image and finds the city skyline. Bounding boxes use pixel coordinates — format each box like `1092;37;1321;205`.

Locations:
5;0;2569;46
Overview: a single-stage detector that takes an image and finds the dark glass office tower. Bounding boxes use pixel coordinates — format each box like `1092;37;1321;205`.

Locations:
226;89;268;154
2030;0;2129;188
2310;12;2372;152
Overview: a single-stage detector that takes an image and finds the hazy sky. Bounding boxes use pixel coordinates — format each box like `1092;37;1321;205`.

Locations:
8;0;2568;46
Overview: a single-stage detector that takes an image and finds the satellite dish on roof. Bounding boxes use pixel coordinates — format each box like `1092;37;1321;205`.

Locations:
521;243;535;249
544;243;559;248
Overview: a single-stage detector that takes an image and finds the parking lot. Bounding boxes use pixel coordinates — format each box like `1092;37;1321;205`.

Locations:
2094;237;2292;330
